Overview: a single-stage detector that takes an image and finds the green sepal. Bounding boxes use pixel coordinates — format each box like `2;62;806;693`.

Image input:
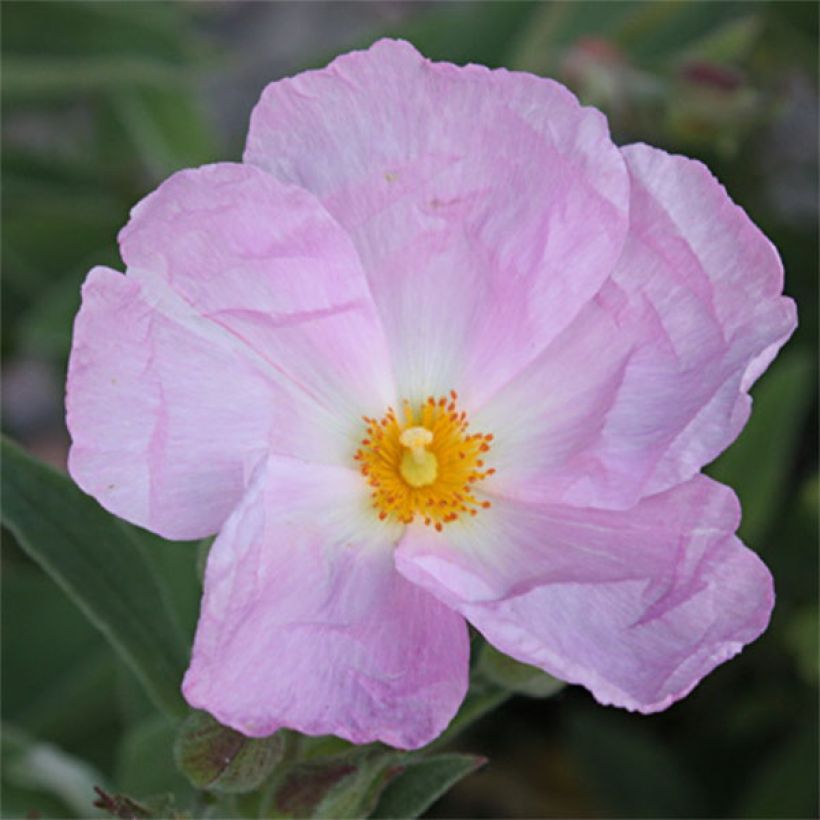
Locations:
174;711;285;795
264;746;403;819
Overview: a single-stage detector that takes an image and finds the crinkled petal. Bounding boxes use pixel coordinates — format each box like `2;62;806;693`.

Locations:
245;38;629;405
67;267;283;539
68;163;398;538
619;144;796;496
119;162;395;428
183;455;469;749
477;144;796;509
396;476;773;712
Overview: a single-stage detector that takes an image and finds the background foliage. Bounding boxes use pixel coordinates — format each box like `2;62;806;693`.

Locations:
2;2;817;818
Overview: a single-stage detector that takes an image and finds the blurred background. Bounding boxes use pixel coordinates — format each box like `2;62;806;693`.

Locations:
2;2;817;817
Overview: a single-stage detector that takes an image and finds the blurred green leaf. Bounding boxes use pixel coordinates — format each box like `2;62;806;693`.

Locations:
370;753;485;819
478;643;566;698
709;349;816;544
735;726;819;818
2;56;189;100
2;566;104;718
509;1;746;72
138;530;202;642
1;1;206;102
3;724;107;818
17;268;85;359
2;566;122;772
112;88;217;182
174;711;285;794
568;710;705;817
3;188;123;279
1;437;188;719
428;679;510;751
2;1;191;61
116;659;161;730
117;714;191;798
510;0;641;74
0;782;71;820
18;649;118;744
370;2;537;69
614;2;745;64
675;15;761;65
783;604;819;685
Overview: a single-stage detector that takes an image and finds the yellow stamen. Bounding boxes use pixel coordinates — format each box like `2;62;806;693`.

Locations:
354;391;494;528
399;426;438;487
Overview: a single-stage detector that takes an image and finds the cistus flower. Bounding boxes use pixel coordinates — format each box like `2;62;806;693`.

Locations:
66;39;796;750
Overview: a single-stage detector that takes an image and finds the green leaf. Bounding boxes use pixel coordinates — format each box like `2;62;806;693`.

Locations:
3;724;108;818
427;679;510;751
111;88;217;182
674;15;762;65
1;437;188;719
2;56;189;100
16;270;84;359
478;643;566;698
117;713;192;798
734;726;819;818
2;1;192;62
17;649;118;744
509;1;641;75
138;529;202;641
708;350;816;545
2;565;105;720
384;2;537;68
370;753;485;819
783;604;819;685
568;711;705;817
174;711;285;794
116;660;163;729
509;1;750;76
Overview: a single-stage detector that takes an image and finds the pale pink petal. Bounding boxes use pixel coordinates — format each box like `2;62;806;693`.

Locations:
183;455;469;749
396;476;773;712
619;144;797;496
471;280;646;504
477;144;796;509
67;267;281;539
244;38;629;404
119;162;395;425
68;163;399;538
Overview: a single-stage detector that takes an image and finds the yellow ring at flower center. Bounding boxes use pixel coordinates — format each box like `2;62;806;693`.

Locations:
354;391;495;529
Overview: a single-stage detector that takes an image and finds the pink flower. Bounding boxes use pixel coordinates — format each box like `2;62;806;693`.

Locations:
66;40;796;750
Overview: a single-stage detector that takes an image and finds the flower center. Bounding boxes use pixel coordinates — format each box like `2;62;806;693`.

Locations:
355;391;494;530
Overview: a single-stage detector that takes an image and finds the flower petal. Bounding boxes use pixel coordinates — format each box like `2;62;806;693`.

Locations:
67;266;281;539
477;144;796;509
471;280;645;505
183;455;469;750
244;39;630;404
119;162;395;425
68;163;399;538
618;144;796;497
396;476;773;712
